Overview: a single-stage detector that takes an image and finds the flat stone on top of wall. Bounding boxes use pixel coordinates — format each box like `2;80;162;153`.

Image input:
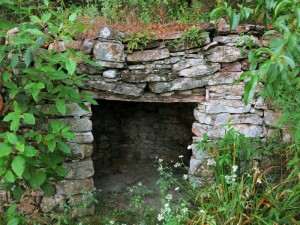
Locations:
63;157;94;180
127;48;170;62
93;41;125;62
98;27;126;40
178;63;220;77
56;178;94;195
206;46;244;62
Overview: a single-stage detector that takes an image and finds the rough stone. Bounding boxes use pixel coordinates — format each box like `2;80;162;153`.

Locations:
202;41;218;50
68;143;93;159
206;46;244;62
192;123;225;138
95;60;125;68
264;110;282;126
121;70;176;83
64;157;94;180
205;99;252;114
178;63;220;77
164;56;181;64
172;58;205;71
93;41;125;62
232;124;265;137
103;70;118;79
70;132;94;144
205;72;243;85
81;39;94;55
207;84;244;96
56;178;94;195
49;118;92;132
40;195;66;213
48;41;81;53
127;48;170;62
37;103;91;117
128;65;146;70
85;78;146;96
213;35;261;46
149;78;208;94
98;27;126;40
221;62;242;72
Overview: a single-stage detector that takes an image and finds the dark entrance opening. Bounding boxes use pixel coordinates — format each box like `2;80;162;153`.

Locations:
91;100;196;193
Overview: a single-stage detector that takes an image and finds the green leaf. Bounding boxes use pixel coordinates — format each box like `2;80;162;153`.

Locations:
43;0;49;7
7;132;18;144
30;15;41;23
55;99;66;115
23;113;36;125
210;7;226;20
29;170;46;189
68;13;77;22
244;73;259;104
12;156;26;177
55;166;68;177
7;218;20;225
25;28;44;36
45;134;55;141
10;119;20;132
24;146;38;157
66;59;76;75
274;1;293;18
230;12;241;30
11;53;19;68
5;170;16;183
57;142;71;154
24;47;33;67
48;139;56;152
0;143;12;157
41;182;54;197
41;13;51;23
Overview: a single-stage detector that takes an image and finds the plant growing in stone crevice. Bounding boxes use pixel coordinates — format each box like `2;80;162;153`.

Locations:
0;0;98;221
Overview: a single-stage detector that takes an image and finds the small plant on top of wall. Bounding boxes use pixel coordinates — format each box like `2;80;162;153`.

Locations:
122;31;155;52
0;0;98;223
166;26;208;50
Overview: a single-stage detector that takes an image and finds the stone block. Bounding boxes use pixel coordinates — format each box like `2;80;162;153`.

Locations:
93;41;125;62
205;72;243;85
207;84;244;96
127;48;170;62
96;60;125;68
178;63;220;77
37;103;91;117
63;157;94;180
48;41;82;53
205;99;251;114
49;118;92;132
221;62;242;72
69;143;93;159
206;46;244;62
264;110;282;126
213;35;261;46
232;124;265;137
98;27;126;40
149;78;207;94
56;178;94;195
172;58;205;71
103;70;118;79
70;132;94;144
120;70;175;83
40;195;66;213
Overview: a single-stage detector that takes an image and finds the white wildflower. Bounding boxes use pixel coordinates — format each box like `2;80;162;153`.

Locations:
138;182;142;186
179;155;183;158
174;162;181;168
225;175;231;184
159;158;163;163
158;166;163;171
182;207;188;213
176;214;181;219
199;209;205;213
166;194;173;200
183;174;188;180
232;165;238;172
187;145;192;150
207;158;216;166
257;178;262;184
109;221;115;225
157;214;164;221
175;187;179;191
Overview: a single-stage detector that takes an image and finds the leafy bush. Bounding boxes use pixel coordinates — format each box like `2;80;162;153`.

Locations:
0;1;97;220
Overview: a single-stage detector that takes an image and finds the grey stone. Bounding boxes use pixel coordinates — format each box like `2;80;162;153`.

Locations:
164;56;181;64
172;58;206;71
69;143;93;160
206;72;243;85
194;110;212;124
264;110;282;126
149;78;208;93
37;103;92;117
207;84;244;96
85;78;146;96
93;41;125;62
232;124;265;137
40;195;66;213
95;60;125;68
98;27;126;40
205;99;252;114
77;63;103;74
178;63;220;77
206;46;244;62
49;118;92;132
127;48;170;62
81;39;94;55
202;41;218;50
192;123;225;138
56;178;94;195
121;70;176;83
103;70;118;79
64;157;94;180
214;35;261;46
70;132;94;144
221;62;242;72
48;41;82;53
214;113;264;125
128;64;146;70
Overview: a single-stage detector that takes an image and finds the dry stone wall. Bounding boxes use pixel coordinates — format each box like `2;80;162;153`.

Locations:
0;19;283;215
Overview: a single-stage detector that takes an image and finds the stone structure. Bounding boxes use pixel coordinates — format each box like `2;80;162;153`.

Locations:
0;19;283;215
